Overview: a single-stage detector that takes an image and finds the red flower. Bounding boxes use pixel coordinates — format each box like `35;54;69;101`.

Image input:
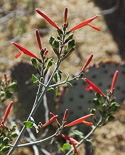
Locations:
65;114;93;127
2;101;13;123
42;115;58;127
13;42;39;60
81;54;93;71
36;9;60;30
4;73;7;84
50;112;60;127
61;134;80;155
36;29;42;51
109;70;118;95
63;109;68;122
84;78;106;98
64;8;68;24
69;15;100;32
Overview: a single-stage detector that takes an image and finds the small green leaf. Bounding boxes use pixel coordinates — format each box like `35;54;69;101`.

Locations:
65;73;70;82
10;132;18;138
46;58;53;70
95;93;104;104
66;40;75;52
62;143;71;152
47;87;54;91
7;82;16;91
54;71;62;83
49;36;55;46
55;87;58;97
5;91;13;99
66;82;73;88
32;74;39;83
73;130;84;138
31;58;38;69
0;91;5;97
64;34;73;44
23;121;33;128
0;146;10;153
106;115;115;122
52;40;59;49
2;137;10;145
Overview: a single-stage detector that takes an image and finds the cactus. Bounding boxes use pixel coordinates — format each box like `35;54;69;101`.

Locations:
11;60;125;125
55;60;125;123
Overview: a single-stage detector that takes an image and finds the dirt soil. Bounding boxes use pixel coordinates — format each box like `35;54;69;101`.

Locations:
0;0;125;155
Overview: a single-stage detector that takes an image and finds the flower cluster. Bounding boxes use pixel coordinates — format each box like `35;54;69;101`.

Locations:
37;109;93;154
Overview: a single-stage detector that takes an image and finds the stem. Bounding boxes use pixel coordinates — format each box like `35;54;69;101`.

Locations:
49;75;79;88
7;59;61;155
12;131;58;148
66;117;102;155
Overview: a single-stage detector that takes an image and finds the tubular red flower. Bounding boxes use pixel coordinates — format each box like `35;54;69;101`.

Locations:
61;134;79;155
42;115;58;127
81;54;93;71
13;42;39;60
4;73;7;84
36;29;42;51
69;15;100;32
63;109;68;121
61;134;80;144
65;114;92;127
109;70;118;94
36;9;60;30
64;8;68;24
84;78;106;98
50;112;60;126
2;101;13;123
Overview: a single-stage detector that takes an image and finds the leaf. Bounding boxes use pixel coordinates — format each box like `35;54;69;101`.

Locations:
55;87;58;97
73;130;84;138
95;93;104;104
66;40;75;52
65;73;70;82
23;121;33;128
54;70;62;83
8;82;17;91
0;91;5;97
64;33;73;44
46;58;53;70
32;74;39;83
62;143;71;152
5;91;13;99
49;36;55;46
31;58;38;69
47;87;54;91
66;82;73;88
